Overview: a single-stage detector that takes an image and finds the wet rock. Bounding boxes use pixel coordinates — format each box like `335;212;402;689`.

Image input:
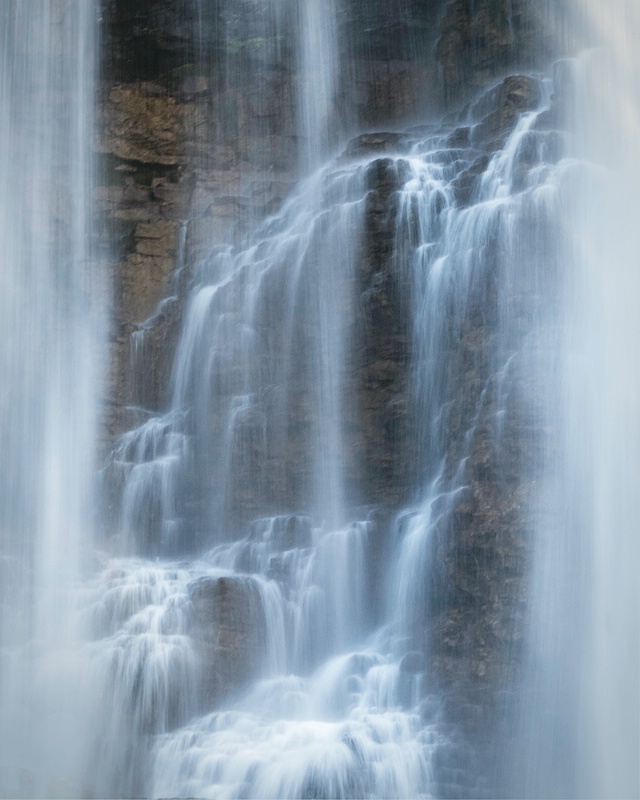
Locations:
344;132;410;159
353;58;440;127
189;575;267;708
129;296;183;411
446;126;471;148
117;222;178;324
103;0;220;82
400;651;424;674
339;0;441;59
436;0;556;104
98;87;184;165
365;157;411;195
451;155;490;206
247;514;314;551
470;75;542;150
179;74;209;98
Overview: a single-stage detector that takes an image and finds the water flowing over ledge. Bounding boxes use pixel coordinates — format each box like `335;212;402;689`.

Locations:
0;1;638;798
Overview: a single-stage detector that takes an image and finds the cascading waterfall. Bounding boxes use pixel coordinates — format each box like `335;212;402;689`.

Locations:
0;1;103;797
99;26;571;800
1;1;638;798
107;153;438;799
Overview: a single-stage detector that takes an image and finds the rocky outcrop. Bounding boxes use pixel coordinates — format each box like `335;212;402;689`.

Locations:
337;0;445;127
355;152;415;507
469;73;541;147
98;1;298;446
411;73;562;797
226;66;560;797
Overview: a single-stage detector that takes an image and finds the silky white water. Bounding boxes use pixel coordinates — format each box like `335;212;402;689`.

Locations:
1;1;638;798
0;1;103;797
570;7;640;796
511;3;640;797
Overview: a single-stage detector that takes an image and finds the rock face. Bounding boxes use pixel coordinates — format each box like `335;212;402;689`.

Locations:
101;0;209;82
99;88;185;165
189;576;267;707
355;153;415;506
96;0;447;443
436;0;557;103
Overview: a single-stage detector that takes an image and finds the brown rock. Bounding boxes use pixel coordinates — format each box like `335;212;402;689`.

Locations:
189;576;267;707
98;87;183;165
118;252;176;325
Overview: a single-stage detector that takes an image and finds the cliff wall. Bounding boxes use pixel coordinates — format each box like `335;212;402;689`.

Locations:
95;2;564;795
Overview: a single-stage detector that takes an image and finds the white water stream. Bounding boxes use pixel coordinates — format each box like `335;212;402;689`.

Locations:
512;3;640;797
0;1;103;797
0;1;638;798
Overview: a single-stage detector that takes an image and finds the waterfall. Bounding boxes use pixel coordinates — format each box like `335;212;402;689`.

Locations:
1;1;638;798
0;1;104;797
566;7;640;795
101;21;561;797
295;0;341;166
510;3;640;797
